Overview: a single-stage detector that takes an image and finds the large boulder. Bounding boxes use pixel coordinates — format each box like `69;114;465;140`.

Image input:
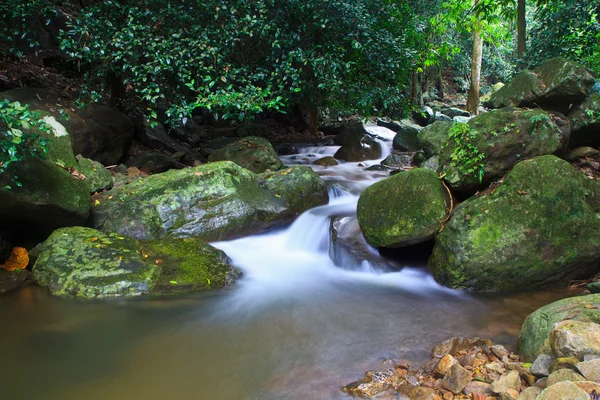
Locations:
333;123;382;161
135;119;195;156
487;57;596;113
32;227;239;298
258;166;328;214
417;108;568;193
519;294;600;362
208;136;283;173
0;114;90;235
75;156;113;193
568;93;600;148
91;161;327;241
357;168;450;248
0;88;134;165
376;119;422;151
429;156;600;291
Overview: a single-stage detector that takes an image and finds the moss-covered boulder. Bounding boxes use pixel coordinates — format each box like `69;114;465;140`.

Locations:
416;108;568;193
376;119;422;151
487;58;596;113
32;227;239;297
357;168;450;248
208;136;283;173
429;156;600;291
76;156;113;193
569;93;600;148
518;294;600;362
0;88;134;165
91;161;326;241
258;166;328;215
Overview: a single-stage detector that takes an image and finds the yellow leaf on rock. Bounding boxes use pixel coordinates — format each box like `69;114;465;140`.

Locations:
0;247;29;272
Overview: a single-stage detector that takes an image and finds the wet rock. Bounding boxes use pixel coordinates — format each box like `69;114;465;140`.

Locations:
32;226;240;298
333;123;382;162
537;381;590;400
452;116;470;123
546;368;586;386
551;320;600;360
441;107;470;119
434;354;458;377
92;161;326;241
209;136;283;173
434;112;452;122
442;363;472;394
463;381;494;396
0;269;31;294
432;337;492;359
312;156;338;167
576;358;600;382
380;152;413;170
341;369;402;397
519;294;600;362
417;108;568;194
357;168;450;248
126;153;186;174
517;386;542;400
429;156;600;291
486;57;596;113
492;371;521;394
531;354;554;377
330;217;388;270
409;386;438;400
364;164;391;172
568;93;600;148
76;156;113;193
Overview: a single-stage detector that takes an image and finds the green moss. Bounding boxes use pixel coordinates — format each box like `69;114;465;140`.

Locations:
208;136;283;173
429;155;600;291
76;156;113;193
357;168;450;248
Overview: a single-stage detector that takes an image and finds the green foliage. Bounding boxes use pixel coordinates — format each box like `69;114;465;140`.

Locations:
448;122;485;183
58;0;419;124
529;113;551;133
0;100;50;188
0;0;59;57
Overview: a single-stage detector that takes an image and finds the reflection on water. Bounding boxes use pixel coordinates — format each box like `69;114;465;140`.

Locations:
0;126;578;399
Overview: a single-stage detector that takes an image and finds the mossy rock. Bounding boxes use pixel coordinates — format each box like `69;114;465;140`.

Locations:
417;108;568;193
32;227;240;298
258;166;328;215
429;155;600;291
208;136;283;173
357;168;450;248
569;93;600;148
313;156;338;167
76;156;113;193
487;58;596;113
91;161;323;241
518;294;600;362
376;119;421;152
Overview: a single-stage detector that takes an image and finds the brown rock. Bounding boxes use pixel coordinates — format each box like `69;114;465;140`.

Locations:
341;369;402;397
536;381;590;400
435;354;459;377
550;320;600;360
573;380;600;395
499;389;519;400
575;358;600;382
550;357;580;373
410;386;438;400
442;364;473;394
491;371;520;394
516;386;542;400
464;381;494;395
546;368;586;386
432;337;492;358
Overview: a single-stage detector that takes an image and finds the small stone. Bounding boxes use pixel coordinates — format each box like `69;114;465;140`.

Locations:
499;388;519;400
409;386;438;400
546;368;586;386
459;352;476;367
490;345;510;359
492;371;520;394
576;358;600;382
535;377;547;389
531;354;554;377
442;363;473;394
516;386;542;400
442;391;453;400
463;381;493;395
536;381;590;400
550;357;580;373
486;361;507;374
435;354;459;377
313;156;338;167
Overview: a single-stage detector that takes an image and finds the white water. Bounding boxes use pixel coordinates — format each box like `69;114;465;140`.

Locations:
212;124;460;317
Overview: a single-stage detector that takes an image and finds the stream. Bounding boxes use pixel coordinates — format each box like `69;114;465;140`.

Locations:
0;126;571;400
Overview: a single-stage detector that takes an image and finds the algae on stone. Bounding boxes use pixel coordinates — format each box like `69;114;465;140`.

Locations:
76;156;113;193
429;155;600;291
208;136;283;173
357;168;450;248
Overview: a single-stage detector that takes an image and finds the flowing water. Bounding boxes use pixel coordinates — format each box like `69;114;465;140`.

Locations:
0;126;572;399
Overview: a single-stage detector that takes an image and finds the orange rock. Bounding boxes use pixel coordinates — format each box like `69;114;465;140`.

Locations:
0;247;29;271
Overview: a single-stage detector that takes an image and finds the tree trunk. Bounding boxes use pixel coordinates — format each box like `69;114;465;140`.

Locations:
517;0;526;58
466;27;483;116
308;103;318;136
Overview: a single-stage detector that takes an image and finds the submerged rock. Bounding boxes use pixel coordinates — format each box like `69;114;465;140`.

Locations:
333;123;382;162
208;136;283;173
92;161;326;241
518;294;600;362
487;57;596;113
429;156;600;291
312;156;338;167
357;168;450;248
417;108;568;193
32;227;239;297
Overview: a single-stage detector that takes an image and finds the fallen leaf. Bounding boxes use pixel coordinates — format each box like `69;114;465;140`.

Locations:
155;259;163;265
0;247;29;271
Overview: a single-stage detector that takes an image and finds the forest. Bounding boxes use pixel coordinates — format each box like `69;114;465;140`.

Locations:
1;0;600;399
